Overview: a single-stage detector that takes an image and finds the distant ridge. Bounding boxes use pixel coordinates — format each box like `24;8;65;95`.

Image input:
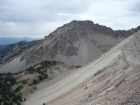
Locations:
0;37;39;45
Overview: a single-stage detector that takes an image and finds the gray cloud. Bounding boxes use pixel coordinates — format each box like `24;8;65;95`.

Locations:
0;0;89;22
0;0;140;38
131;1;140;12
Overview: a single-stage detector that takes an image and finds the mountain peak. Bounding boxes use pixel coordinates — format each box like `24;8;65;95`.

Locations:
46;20;139;41
70;20;93;23
24;21;140;67
1;20;140;72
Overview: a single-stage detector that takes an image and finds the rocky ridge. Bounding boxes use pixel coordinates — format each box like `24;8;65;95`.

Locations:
0;40;40;64
0;20;140;72
23;20;140;65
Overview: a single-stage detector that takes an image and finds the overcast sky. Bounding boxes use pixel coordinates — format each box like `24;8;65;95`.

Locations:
0;0;140;38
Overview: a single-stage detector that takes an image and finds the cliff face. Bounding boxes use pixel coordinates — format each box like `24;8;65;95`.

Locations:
23;20;140;66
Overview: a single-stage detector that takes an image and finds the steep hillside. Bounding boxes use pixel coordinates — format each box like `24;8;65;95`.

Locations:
24;30;140;105
0;60;76;105
24;20;140;66
0;20;140;72
0;40;40;65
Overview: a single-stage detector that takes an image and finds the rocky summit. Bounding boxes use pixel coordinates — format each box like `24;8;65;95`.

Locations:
23;20;140;65
0;20;140;72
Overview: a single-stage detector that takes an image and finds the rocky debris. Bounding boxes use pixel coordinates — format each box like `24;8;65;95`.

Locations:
23;20;140;66
74;31;140;105
75;66;140;105
1;20;140;72
23;30;140;105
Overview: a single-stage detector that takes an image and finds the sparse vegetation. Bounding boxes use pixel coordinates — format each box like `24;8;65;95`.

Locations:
34;87;36;90
0;60;76;105
25;66;35;74
94;69;104;76
75;65;82;68
32;79;38;85
0;73;23;105
72;65;82;68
